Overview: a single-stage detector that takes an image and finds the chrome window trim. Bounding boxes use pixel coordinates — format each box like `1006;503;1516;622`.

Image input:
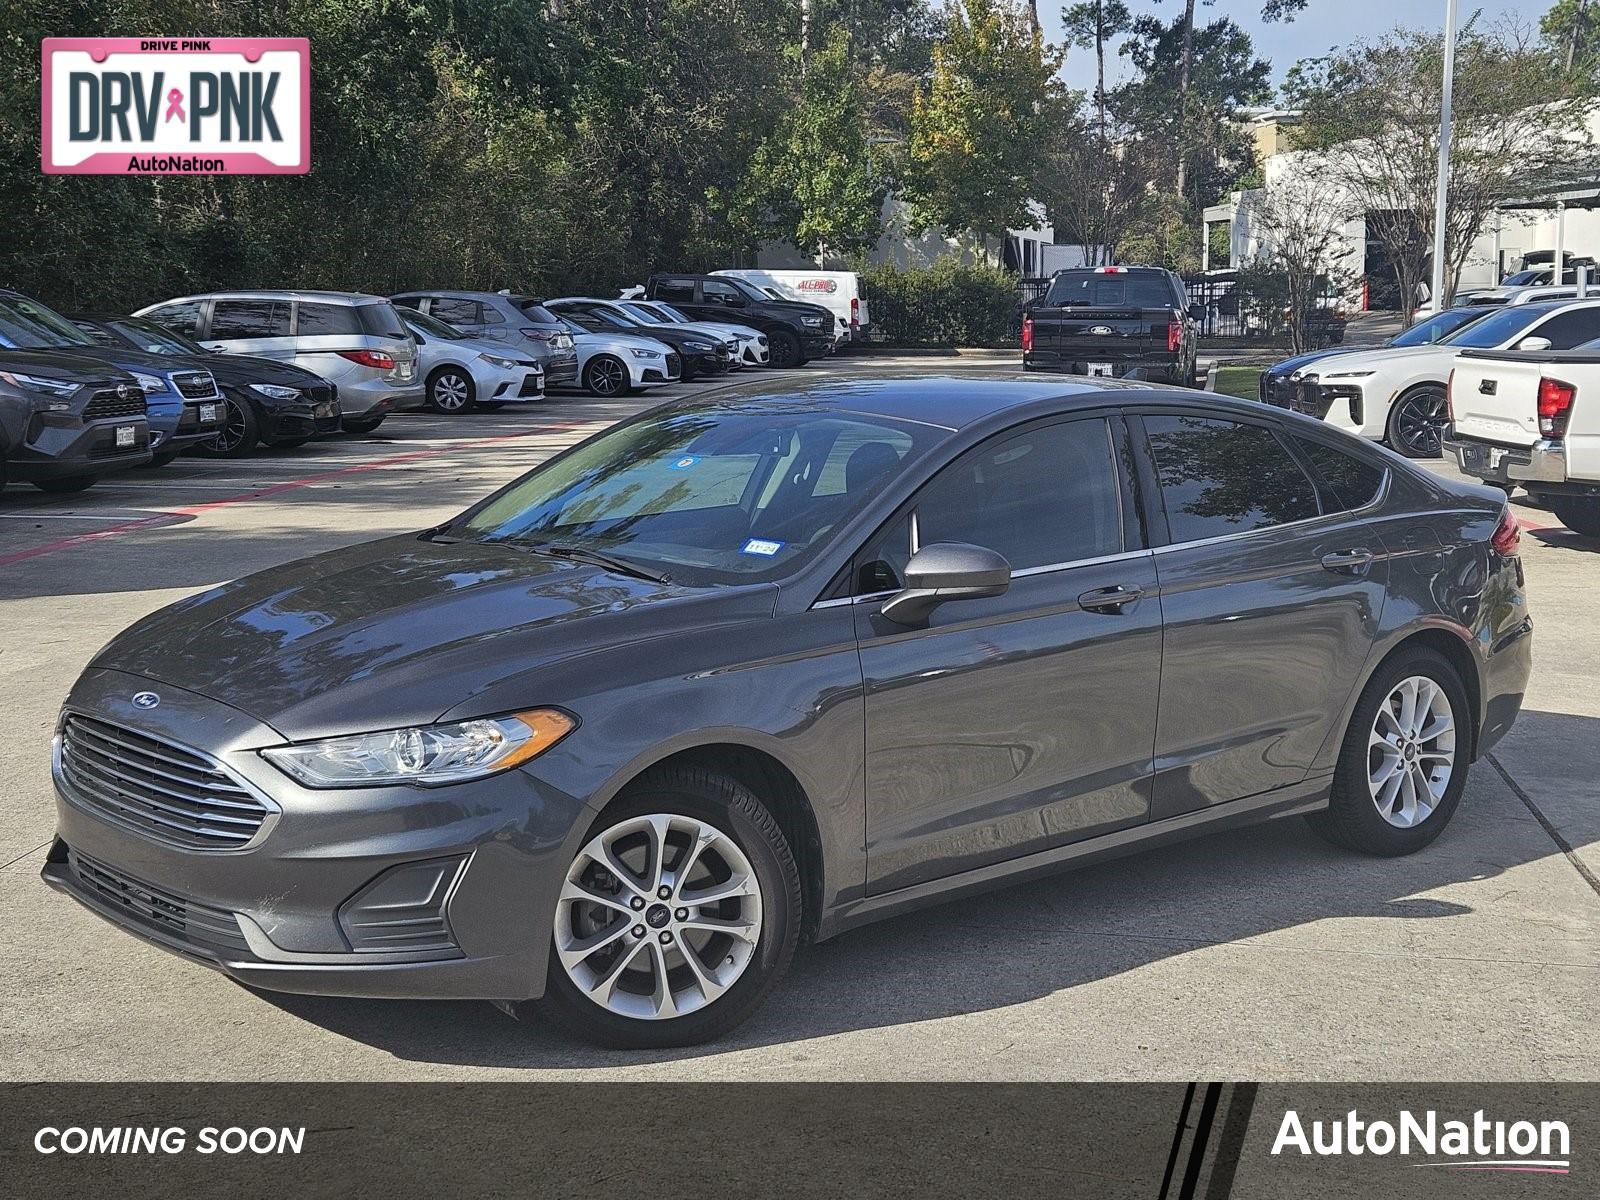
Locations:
1150;467;1391;555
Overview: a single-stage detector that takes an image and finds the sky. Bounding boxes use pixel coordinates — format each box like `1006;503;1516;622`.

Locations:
1044;0;1539;96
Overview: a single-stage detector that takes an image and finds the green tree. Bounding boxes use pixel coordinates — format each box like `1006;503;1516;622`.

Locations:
734;28;890;260
903;0;1066;259
1060;0;1131;140
1543;0;1600;76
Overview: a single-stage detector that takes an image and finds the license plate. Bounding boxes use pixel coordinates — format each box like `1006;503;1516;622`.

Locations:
199;403;219;422
314;402;335;418
1488;447;1506;468
115;425;135;448
1087;362;1114;377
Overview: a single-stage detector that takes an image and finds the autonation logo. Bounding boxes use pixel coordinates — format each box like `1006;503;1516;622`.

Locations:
1272;1108;1572;1175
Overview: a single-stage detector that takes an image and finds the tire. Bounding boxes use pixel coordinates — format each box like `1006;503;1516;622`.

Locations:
1551;495;1600;538
341;415;386;435
425;367;475;414
768;331;802;369
1386;385;1448;459
533;765;802;1049
190;395;259;458
1306;647;1471;856
34;474;98;494
582;354;631;397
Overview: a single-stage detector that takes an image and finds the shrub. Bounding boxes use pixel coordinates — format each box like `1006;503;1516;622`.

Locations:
860;259;1020;346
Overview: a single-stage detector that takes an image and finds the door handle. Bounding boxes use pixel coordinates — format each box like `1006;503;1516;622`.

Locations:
1078;584;1143;613
1320;548;1374;575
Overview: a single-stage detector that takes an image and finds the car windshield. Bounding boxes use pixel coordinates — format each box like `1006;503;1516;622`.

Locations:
556;317;589;337
104;318;201;355
1441;305;1561;348
402;309;466;340
619;302;667;324
649;303;693;322
0;296;96;349
453;406;941;585
1390;308;1487;347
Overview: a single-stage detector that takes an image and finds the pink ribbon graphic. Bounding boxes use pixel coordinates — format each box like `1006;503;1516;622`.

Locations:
164;88;185;123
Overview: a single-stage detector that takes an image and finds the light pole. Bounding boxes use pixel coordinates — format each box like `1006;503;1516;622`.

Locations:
1428;0;1458;310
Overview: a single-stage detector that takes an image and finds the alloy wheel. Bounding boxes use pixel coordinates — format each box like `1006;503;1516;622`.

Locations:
554;812;763;1020
431;371;472;412
210;398;252;454
587;356;627;396
1368;675;1456;828
1392;389;1448;457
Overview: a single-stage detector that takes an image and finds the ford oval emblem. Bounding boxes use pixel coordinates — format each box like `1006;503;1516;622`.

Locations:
1088;325;1114;336
131;691;160;710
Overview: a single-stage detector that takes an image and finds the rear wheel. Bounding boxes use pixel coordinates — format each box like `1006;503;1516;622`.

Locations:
34;474;98;494
768;331;802;369
533;766;801;1049
341;415;386;434
1307;648;1470;856
1551;496;1600;538
583;354;630;397
1386;385;1448;458
191;395;259;458
425;367;475;414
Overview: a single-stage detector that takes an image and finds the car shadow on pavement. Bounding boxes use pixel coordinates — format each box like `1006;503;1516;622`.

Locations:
257;725;1588;1070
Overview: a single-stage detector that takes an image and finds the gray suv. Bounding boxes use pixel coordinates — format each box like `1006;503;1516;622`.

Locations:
391;291;580;389
137;291;421;434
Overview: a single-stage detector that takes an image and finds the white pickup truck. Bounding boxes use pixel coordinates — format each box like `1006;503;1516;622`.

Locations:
1444;345;1600;536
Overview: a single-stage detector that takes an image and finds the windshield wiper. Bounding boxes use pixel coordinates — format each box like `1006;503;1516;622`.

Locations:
531;544;672;584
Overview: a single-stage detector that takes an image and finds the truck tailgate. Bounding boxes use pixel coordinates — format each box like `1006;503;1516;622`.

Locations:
1450;355;1545;447
1030;308;1161;359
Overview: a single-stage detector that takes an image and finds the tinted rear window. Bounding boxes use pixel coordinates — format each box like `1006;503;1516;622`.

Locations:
515;301;561;325
1144;415;1321;541
359;303;407;339
1293;436;1385;511
1043;271;1175;308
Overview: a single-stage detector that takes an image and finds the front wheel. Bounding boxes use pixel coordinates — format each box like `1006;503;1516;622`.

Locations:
533;766;801;1049
1386;385;1448;458
1551;496;1600;538
582;354;631;397
191;396;260;458
425;367;475;414
1306;648;1470;856
767;331;802;369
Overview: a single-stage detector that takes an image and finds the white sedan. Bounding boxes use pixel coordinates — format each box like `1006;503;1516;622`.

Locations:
617;299;770;368
548;318;681;396
1298;299;1600;457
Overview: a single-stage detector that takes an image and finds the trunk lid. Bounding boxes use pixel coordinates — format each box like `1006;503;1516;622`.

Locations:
1450;353;1549;447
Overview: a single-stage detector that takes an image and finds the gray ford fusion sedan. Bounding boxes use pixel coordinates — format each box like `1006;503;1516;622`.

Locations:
43;376;1532;1047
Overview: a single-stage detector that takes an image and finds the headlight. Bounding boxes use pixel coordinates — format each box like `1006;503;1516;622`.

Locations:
481;354;518;369
134;372;166;393
685;340;713;352
251;383;301;400
629;348;661;359
801;316;825;327
261;709;576;789
0;370;77;398
1323;370;1375;380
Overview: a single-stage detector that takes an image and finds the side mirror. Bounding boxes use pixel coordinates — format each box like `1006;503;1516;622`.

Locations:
881;542;1011;626
1188;302;1205;320
1516;336;1552;352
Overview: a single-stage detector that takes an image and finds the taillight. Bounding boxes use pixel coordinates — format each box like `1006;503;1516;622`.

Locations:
1445;368;1455;423
1167;319;1182;353
1022;316;1033;353
522;327;557;341
1491;506;1521;557
1537;377;1576;438
850;297;859;330
337;349;395;369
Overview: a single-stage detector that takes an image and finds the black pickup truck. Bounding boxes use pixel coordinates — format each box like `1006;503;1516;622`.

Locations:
1022;266;1200;386
643;274;833;368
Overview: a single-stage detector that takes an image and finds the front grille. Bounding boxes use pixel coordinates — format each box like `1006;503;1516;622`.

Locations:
664;352;681;377
518;374;543;397
1291;377;1336;419
84;388;147;420
171;371;219;399
305;383;334;407
67;847;249;954
59;715;272;851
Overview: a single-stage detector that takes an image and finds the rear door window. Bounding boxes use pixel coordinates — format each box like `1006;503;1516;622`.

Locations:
209;300;290;339
1291;436;1386;511
429;297;482;326
655;279;696;302
1143;414;1321;542
296;303;364;336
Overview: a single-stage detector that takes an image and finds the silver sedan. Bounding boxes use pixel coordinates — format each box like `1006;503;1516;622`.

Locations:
400;309;545;413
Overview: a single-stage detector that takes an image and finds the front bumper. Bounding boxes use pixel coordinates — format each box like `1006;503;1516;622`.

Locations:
6;415;153;480
41;668;593;1001
1444;433;1569;486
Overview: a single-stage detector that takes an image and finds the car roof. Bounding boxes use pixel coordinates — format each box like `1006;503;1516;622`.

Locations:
653;372;1227;431
157;290;387;305
395;290;537;303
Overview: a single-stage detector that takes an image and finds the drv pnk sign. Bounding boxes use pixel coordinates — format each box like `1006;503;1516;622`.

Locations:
42;38;309;175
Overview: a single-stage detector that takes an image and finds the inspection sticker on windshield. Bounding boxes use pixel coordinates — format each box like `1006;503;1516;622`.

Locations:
740;538;784;557
667;455;701;470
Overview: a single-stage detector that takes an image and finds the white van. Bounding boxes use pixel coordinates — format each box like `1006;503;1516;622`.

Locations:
713;269;868;343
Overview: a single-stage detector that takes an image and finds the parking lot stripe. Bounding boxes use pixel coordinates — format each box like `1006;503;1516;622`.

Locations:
0;421;602;568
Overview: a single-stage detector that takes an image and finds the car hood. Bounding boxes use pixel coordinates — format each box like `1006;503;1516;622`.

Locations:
1300;345;1448;376
91;535;774;739
57;344;211;379
453;336;539;364
0;348;134;385
574;332;673;355
197;353;327;389
763;299;833;323
1265;347;1364;377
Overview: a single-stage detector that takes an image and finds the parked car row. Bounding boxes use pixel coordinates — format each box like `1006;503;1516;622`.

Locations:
2;273;838;497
